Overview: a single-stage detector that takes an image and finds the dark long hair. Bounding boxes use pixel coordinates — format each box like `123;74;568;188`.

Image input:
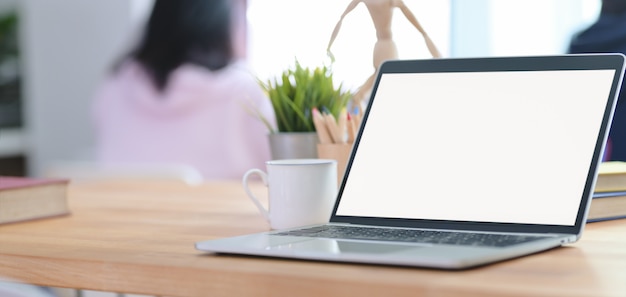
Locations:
127;0;234;91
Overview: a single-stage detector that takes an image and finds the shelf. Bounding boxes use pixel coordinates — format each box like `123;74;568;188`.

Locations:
0;127;25;157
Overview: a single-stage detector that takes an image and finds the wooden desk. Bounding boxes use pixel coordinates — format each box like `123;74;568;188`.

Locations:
0;180;625;297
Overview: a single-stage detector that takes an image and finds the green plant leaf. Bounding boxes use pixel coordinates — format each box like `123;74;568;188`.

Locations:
256;59;352;132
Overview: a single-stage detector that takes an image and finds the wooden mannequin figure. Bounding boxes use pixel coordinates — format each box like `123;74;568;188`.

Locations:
327;0;442;107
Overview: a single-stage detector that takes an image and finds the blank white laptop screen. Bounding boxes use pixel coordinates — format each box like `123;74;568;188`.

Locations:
337;69;616;226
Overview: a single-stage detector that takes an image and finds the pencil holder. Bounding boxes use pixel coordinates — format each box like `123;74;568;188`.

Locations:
317;143;353;185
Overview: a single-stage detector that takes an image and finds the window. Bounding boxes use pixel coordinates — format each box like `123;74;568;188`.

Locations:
247;0;449;92
247;0;600;92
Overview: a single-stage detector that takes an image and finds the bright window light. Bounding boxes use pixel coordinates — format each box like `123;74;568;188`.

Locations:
247;0;450;93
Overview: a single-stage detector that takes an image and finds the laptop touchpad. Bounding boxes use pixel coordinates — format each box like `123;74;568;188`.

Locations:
273;239;418;255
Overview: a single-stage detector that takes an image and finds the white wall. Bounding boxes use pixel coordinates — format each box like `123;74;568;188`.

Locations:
0;0;15;11
19;0;151;176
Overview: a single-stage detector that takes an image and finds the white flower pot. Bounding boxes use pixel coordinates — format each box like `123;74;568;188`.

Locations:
268;132;318;160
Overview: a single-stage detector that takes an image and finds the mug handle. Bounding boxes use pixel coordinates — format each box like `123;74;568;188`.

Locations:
242;169;270;222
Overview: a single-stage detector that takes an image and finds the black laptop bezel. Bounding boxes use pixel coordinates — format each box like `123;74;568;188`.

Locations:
330;54;626;235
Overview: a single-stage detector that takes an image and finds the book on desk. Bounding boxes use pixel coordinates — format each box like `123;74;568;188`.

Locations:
0;176;70;225
589;161;626;222
588;191;626;222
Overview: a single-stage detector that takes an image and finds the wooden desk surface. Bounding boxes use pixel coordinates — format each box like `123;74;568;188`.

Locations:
0;180;625;297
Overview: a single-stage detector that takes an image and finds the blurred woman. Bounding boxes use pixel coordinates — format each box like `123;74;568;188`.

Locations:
92;0;274;179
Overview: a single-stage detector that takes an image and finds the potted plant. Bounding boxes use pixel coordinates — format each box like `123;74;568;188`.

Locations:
257;61;351;159
0;11;21;128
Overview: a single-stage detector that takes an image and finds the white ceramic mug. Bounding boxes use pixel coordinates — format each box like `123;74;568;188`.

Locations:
242;159;338;230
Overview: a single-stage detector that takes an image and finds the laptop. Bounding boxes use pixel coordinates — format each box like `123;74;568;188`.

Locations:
196;54;625;269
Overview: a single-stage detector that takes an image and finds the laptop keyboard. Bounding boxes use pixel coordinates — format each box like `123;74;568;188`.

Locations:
276;225;546;248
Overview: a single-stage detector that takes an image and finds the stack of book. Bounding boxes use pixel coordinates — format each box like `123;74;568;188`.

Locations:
0;176;70;225
589;161;626;222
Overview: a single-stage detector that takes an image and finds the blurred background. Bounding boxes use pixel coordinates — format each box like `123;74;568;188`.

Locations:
0;0;601;177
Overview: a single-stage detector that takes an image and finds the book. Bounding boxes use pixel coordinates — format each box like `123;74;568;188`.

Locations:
587;191;626;222
0;176;70;225
594;161;626;192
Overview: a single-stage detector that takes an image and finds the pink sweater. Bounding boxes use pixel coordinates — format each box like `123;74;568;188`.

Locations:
92;60;275;180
